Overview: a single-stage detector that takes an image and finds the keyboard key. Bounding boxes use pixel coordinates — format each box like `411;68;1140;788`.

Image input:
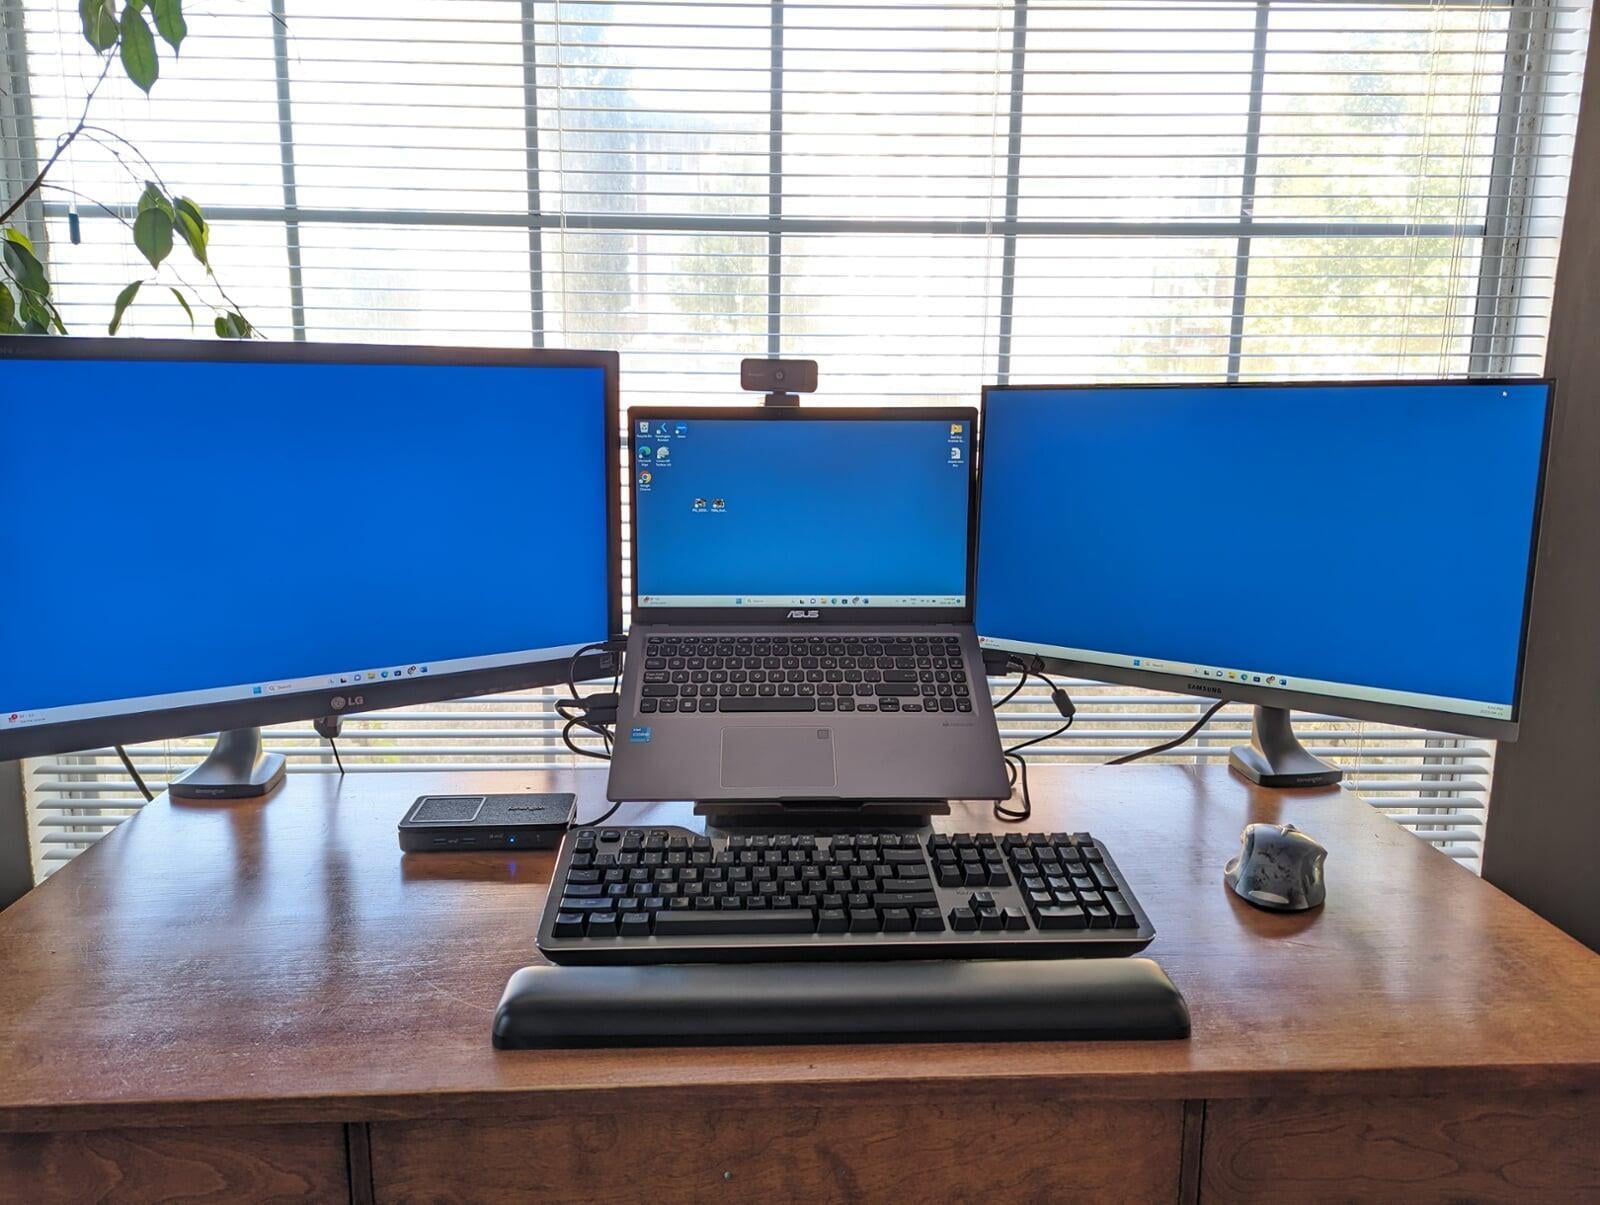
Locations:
654;909;816;936
874;682;921;697
719;697;817;713
871;891;939;909
1104;893;1137;929
620;913;653;937
552;911;585;937
849;908;881;933
881;908;913;932
1033;905;1087;930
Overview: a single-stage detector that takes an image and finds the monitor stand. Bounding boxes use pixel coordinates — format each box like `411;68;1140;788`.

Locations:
694;798;949;832
1228;706;1342;789
168;728;287;800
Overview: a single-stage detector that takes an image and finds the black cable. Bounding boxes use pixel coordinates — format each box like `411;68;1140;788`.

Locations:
327;735;345;777
1106;697;1228;766
114;744;154;803
993;657;1076;824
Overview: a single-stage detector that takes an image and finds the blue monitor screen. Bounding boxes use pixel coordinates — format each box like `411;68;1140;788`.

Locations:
1;355;612;735
976;382;1550;724
632;414;973;609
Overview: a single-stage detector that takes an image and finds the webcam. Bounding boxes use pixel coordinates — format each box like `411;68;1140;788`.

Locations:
741;358;818;407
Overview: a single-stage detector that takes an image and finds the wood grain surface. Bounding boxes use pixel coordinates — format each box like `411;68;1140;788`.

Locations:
0;1123;348;1203
371;1098;1181;1203
1200;1090;1600;1202
1;766;1596;1133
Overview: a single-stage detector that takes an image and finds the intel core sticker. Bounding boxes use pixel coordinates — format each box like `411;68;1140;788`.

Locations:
630;726;653;743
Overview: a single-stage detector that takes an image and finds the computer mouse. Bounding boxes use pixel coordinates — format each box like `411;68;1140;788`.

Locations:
1224;822;1327;911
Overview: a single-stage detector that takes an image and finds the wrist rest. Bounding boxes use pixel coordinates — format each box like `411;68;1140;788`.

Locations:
493;957;1190;1048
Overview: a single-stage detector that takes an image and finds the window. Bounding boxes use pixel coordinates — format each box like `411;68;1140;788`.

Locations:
8;0;1588;877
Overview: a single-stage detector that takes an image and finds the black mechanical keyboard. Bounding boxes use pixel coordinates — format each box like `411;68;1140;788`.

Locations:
536;826;1155;963
638;633;975;715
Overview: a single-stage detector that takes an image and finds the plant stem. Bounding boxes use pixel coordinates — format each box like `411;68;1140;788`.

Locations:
0;53;116;227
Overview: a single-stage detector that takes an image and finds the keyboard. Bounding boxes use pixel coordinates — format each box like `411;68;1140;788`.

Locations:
536;826;1155;963
638;633;974;715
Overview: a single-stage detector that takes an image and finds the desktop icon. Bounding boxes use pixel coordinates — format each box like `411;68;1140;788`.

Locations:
653;421;671;438
656;445;670;461
692;497;707;512
711;497;725;512
637;445;651;459
950;422;964;437
637;420;650;435
675;422;688;437
950;446;962;461
638;470;653;486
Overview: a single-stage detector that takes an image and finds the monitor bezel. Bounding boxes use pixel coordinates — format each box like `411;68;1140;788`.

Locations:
626;405;980;626
976;377;1557;742
0;335;623;761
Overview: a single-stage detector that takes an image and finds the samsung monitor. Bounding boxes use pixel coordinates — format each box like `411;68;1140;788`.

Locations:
0;336;620;796
976;379;1553;787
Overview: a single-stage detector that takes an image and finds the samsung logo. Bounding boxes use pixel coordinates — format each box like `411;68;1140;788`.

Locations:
1185;683;1223;697
787;609;820;619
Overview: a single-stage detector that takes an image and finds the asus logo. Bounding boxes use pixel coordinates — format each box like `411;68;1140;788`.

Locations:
787;609;820;619
1185;683;1223;697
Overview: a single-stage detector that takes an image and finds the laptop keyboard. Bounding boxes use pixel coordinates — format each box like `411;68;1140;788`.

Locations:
639;634;973;716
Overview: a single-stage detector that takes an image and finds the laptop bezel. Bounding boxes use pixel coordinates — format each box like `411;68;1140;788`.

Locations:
627;405;979;626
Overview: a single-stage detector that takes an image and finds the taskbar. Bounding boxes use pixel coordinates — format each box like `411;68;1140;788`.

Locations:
640;594;966;609
979;636;1513;723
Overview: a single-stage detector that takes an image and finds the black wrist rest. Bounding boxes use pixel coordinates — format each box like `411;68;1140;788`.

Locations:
493;957;1190;1048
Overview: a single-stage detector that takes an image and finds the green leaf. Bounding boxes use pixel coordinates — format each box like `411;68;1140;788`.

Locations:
214;310;253;339
169;287;194;327
3;227;35;253
137;181;174;220
0;286;15;331
173;197;209;268
120;6;160;93
2;238;48;296
132;207;173;269
41;295;68;335
109;280;143;335
150;0;186;53
78;0;117;52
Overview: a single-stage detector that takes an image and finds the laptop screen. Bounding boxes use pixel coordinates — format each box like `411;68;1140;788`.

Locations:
631;412;973;612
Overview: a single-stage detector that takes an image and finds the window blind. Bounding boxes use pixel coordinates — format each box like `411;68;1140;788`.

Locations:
7;0;1587;878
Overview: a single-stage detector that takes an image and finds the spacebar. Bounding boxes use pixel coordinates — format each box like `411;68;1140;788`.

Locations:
655;909;817;936
717;697;816;712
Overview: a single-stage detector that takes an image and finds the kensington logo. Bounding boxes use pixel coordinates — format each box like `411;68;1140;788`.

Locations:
787;609;820;619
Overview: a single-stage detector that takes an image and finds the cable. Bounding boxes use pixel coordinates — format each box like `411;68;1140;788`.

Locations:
114;744;154;803
327;735;345;777
993;657;1076;824
1106;697;1228;766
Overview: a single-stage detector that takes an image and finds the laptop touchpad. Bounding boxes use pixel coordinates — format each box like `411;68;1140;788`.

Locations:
720;727;837;793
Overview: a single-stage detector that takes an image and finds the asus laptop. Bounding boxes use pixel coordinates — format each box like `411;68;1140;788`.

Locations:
607;407;1011;805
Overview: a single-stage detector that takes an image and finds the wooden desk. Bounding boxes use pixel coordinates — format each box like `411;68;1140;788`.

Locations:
1;766;1596;1203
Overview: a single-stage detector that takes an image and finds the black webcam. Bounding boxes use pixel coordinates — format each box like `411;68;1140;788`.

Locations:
741;358;818;407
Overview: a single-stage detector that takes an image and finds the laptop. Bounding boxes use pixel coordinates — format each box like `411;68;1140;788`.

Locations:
607;406;1011;805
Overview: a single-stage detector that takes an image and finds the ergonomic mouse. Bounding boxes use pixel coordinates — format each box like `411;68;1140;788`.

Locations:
1224;822;1327;911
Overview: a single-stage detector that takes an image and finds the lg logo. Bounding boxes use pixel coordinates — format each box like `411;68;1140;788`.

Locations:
329;694;365;711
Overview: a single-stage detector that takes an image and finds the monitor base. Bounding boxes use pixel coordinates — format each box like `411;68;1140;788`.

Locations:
694;799;950;829
169;728;287;800
1228;706;1343;789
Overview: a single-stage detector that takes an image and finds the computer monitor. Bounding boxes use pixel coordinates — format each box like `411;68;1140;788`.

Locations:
976;379;1553;787
629;408;975;624
0;336;620;797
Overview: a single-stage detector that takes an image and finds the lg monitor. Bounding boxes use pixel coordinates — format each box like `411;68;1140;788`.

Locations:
0;336;620;796
976;379;1553;787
